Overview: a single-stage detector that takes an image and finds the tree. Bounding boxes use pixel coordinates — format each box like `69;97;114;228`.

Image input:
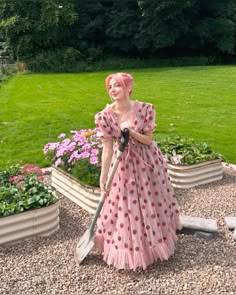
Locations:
136;0;195;53
0;0;78;58
104;0;142;55
136;0;236;55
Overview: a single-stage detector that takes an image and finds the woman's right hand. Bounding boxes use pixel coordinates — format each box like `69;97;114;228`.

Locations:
100;178;110;195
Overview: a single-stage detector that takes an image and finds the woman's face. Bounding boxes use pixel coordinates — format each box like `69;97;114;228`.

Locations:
108;78;129;102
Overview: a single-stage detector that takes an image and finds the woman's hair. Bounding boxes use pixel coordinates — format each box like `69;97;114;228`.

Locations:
105;72;134;96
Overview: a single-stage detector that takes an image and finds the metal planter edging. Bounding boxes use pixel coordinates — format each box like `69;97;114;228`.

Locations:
167;159;223;188
0;200;60;245
51;167;100;214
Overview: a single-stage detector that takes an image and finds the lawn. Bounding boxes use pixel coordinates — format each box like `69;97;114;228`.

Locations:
0;65;236;169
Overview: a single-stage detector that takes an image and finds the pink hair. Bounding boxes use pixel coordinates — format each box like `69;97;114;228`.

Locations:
105;72;134;95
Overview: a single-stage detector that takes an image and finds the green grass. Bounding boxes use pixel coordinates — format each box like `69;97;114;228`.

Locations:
0;65;236;169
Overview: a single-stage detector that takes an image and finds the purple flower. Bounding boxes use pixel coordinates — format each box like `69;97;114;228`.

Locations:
43;128;102;173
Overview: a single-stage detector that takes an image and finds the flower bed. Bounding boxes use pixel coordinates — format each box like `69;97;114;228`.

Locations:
44;132;225;211
43;129;102;188
0;200;59;245
0;164;60;244
156;136;224;188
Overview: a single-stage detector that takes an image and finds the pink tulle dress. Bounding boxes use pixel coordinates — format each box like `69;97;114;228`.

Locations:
94;101;182;270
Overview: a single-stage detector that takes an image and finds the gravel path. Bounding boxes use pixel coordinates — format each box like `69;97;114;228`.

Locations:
0;169;235;294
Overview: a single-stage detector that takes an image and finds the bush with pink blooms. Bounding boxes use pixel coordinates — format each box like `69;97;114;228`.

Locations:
0;164;57;217
43;129;102;187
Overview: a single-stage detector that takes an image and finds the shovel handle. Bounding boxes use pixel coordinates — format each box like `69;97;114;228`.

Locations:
119;128;130;152
89;128;130;233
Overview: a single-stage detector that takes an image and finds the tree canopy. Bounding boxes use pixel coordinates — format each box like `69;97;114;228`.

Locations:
0;0;235;62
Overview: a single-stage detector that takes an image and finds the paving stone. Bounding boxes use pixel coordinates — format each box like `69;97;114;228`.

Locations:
193;231;215;241
180;215;218;233
233;228;236;241
224;216;236;230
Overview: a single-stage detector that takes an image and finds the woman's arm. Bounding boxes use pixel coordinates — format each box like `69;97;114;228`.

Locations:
100;139;113;191
120;121;153;145
129;128;153;145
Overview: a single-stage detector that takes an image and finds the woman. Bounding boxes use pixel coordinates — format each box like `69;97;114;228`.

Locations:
94;72;182;270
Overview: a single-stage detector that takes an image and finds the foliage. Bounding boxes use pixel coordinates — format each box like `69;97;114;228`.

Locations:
26;48;83;72
155;136;224;165
26;55;218;73
0;164;57;217
0;0;78;59
0;64;17;84
0;0;236;64
43;129;102;187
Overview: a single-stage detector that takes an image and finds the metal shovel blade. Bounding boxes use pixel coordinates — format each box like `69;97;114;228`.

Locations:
74;229;95;264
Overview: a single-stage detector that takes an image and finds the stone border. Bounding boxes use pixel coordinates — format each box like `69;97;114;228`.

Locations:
0;200;60;245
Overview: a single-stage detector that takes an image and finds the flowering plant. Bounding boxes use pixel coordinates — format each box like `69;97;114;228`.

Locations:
0;164;57;217
43;129;102;187
155;136;224;165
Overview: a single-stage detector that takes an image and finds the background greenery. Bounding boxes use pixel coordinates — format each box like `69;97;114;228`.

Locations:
0;65;235;169
0;0;236;72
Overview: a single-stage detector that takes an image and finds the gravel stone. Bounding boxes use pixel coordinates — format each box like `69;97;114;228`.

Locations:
0;169;236;294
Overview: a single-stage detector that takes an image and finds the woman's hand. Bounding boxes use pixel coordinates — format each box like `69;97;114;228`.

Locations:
120;121;153;145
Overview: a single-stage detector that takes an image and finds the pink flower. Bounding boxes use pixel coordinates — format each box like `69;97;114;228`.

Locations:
43;142;59;154
8;175;23;183
17;181;24;187
90;156;99;164
55;158;63;167
91;148;99;156
58;133;66;139
171;155;184;164
80;151;90;159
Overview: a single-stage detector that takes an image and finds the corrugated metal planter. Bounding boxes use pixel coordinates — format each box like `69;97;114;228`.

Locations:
0;199;60;245
167;159;223;188
51;167;100;214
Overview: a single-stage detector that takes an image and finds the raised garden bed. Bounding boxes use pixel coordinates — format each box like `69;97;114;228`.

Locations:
0;199;60;245
167;159;223;188
51;166;100;214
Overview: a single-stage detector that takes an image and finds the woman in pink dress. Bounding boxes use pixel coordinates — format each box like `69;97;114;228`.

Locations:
94;72;182;270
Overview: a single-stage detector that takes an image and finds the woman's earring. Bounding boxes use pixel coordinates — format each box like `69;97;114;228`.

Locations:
109;96;114;102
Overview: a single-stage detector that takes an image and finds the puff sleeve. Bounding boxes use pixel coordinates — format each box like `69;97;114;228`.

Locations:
143;103;156;133
94;111;113;142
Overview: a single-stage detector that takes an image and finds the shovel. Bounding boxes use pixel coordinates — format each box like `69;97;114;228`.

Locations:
74;128;130;264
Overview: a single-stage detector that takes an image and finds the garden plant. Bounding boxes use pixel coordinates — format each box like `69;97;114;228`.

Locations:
0;164;57;217
155;136;224;165
44;129;224;188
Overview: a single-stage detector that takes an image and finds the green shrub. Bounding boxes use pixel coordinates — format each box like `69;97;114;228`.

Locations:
155;135;224;165
25;51;219;73
26;47;83;72
0;63;17;84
